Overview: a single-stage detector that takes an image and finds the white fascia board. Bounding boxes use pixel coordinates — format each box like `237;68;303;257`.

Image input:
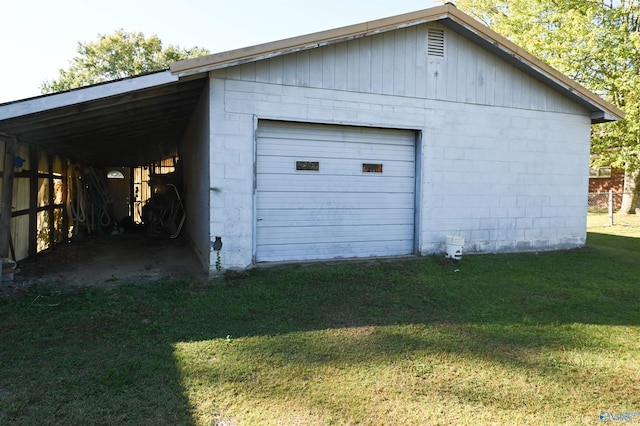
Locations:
0;71;178;121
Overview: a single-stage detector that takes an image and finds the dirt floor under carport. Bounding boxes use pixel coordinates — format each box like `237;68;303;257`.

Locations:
2;230;207;293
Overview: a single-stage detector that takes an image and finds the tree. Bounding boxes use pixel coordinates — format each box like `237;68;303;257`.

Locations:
41;29;210;93
455;0;640;213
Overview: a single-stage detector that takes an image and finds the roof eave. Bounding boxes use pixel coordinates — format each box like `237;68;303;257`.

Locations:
0;71;178;122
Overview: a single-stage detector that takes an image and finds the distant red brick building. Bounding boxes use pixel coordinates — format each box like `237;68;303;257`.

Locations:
588;167;624;209
589;167;624;193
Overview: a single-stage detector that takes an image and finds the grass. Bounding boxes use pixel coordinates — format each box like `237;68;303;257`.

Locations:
1;228;640;425
588;210;640;230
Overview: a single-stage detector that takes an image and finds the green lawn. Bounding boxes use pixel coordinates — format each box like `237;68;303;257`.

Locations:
1;229;640;425
588;211;640;230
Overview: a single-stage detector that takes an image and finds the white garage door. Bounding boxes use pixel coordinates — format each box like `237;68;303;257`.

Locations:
256;121;416;262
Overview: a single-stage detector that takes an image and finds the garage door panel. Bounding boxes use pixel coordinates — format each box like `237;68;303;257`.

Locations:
258;140;415;155
258;124;414;145
261;130;415;145
255;208;414;227
256;192;415;210
257;175;415;193
257;162;414;177
258;240;414;262
258;143;415;162
256;224;415;245
256;121;416;262
257;157;415;176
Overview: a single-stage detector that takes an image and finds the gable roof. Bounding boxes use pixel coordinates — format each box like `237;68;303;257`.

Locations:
0;4;624;168
171;3;623;124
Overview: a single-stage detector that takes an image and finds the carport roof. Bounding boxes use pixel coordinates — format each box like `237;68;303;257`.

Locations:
0;71;206;167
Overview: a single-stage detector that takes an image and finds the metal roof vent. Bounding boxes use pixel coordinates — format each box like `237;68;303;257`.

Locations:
427;28;445;58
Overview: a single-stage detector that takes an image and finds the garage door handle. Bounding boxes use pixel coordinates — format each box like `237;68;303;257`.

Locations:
257;217;264;221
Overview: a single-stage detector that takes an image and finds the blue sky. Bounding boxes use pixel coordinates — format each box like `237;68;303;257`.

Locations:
0;0;441;103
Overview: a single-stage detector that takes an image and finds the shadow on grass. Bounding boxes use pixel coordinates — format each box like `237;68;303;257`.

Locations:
1;232;639;424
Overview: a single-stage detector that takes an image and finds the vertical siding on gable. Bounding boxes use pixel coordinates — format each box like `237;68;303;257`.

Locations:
347;40;360;91
296;50;311;87
415;29;428;99
464;44;476;103
254;61;269;83
226;23;587;116
254;59;270;83
484;52;496;105
309;47;323;87
269;56;284;85
240;61;256;82
382;32;395;95
426;50;445;100
358;37;372;93
441;28;587;115
334;42;349;90
322;44;336;88
282;54;297;85
370;37;384;93
404;26;418;97
394;30;406;96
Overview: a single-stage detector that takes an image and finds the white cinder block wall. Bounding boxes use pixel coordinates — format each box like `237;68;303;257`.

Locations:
208;79;591;269
206;23;593;270
180;82;211;268
420;102;591;255
208;79;257;270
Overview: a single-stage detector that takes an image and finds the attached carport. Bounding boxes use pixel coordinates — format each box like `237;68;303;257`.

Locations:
0;70;209;273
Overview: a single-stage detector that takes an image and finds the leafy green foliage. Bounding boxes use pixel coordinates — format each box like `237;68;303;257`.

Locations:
456;0;640;172
40;29;210;93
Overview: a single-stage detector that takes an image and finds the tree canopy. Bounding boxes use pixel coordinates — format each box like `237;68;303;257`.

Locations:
456;0;640;211
41;29;210;93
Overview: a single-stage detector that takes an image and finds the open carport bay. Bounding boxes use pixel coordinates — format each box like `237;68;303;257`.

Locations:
0;71;210;282
11;231;206;290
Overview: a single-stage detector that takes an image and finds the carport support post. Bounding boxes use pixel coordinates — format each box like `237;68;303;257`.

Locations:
0;135;17;258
